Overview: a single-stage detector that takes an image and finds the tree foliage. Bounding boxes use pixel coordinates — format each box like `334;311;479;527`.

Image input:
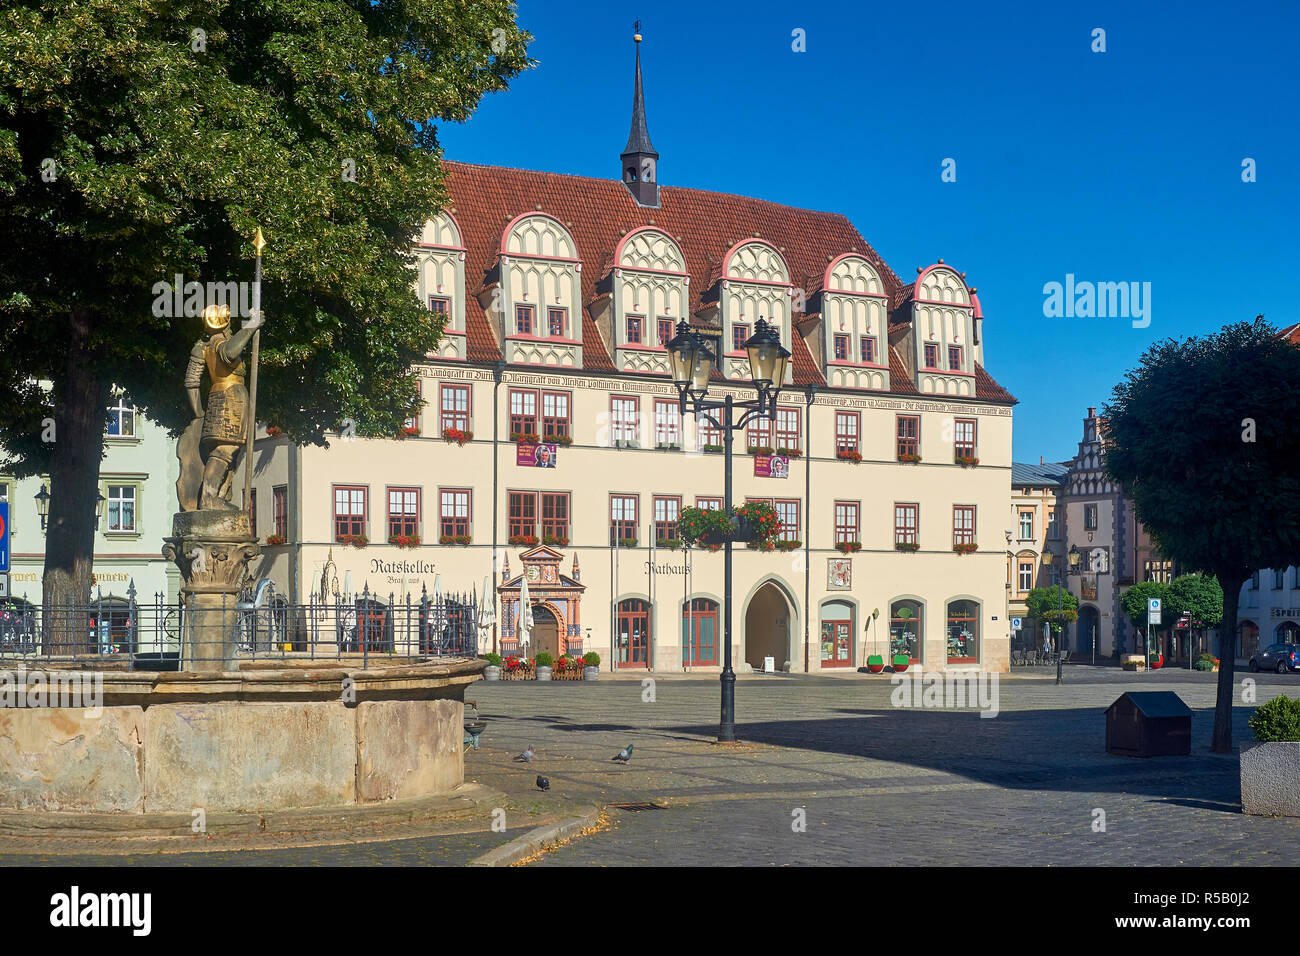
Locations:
1120;580;1174;630
1025;585;1078;633
1167;573;1223;628
1103;317;1300;751
0;0;533;466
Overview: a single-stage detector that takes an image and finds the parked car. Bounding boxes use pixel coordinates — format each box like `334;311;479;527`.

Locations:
1249;643;1300;674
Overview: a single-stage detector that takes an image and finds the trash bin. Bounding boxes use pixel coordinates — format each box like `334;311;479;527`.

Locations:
1105;691;1192;756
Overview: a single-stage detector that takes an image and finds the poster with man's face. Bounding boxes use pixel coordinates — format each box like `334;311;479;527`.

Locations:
517;443;558;468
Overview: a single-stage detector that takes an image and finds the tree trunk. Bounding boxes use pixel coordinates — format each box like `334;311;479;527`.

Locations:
1211;572;1245;754
41;308;109;655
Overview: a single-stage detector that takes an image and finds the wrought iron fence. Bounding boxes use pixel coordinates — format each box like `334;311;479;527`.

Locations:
0;581;478;671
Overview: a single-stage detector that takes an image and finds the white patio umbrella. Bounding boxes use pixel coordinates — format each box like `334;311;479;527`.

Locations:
478;576;497;629
517;574;534;655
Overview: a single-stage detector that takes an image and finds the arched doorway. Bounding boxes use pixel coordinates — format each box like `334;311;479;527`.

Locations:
1077;606;1100;656
1275;620;1300;645
745;582;790;670
531;604;560;660
819;599;855;668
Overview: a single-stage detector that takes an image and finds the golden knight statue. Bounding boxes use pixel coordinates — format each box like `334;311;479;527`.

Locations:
176;303;264;512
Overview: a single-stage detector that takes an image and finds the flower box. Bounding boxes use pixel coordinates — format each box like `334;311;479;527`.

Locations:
746;540;776;551
656;538;683;550
265;534;287;547
265;426;284;438
388;534;421;549
955;454;980;467
747;445;775;456
501;656;535;680
835;541;862;554
897;453;922;464
775;447;802;458
508;534;539;547
337;533;368;549
952;542;978;555
613;439;638;449
511;432;540;444
702;444;724;454
775;539;802;551
895;541;920;552
656;442;682;451
400;426;420;438
836;449;862;463
549;434;573;445
542;534;570;547
440;533;472;546
617;537;638;548
442;428;473;446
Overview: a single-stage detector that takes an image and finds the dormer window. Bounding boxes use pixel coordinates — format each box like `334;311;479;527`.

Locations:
948;345;963;371
924;343;939;368
515;304;535;335
547;307;566;337
429;296;450;316
657;318;673;347
860;338;876;363
833;335;850;360
626;315;643;344
732;323;749;352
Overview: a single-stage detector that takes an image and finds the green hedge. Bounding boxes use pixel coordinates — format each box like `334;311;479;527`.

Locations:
1249;695;1300;742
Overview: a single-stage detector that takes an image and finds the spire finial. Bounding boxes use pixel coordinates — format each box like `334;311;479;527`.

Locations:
634;20;642;43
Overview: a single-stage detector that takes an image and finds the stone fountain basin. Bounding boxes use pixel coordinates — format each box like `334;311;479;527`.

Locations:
0;657;485;814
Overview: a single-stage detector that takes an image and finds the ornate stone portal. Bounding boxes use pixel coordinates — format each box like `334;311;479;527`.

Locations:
163;302;264;671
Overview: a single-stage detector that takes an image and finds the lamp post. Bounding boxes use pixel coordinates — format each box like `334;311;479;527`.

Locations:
34;484;50;531
1056;545;1080;685
666;318;790;742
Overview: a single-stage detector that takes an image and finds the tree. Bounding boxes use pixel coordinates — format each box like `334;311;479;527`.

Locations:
1103;318;1300;752
1166;573;1224;628
0;1;532;625
1025;585;1078;634
1120;580;1174;649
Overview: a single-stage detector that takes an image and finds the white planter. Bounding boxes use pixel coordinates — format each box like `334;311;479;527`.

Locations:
1240;741;1300;817
483;665;501;682
582;666;600;681
536;665;553;682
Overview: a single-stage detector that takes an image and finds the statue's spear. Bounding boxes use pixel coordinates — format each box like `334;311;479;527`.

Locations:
243;227;265;514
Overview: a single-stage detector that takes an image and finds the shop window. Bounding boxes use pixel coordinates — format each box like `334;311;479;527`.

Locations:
890;599;921;663
947;599;980;663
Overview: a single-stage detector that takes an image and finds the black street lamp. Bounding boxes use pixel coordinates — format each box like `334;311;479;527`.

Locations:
34;484;50;531
666;318;790;742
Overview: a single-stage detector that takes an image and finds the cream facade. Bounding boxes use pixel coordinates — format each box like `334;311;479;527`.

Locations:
1007;461;1067;649
247;40;1019;674
1;390;181;618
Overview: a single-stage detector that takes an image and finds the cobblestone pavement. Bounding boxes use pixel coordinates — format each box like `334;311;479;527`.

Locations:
463;667;1300;866
5;666;1294;866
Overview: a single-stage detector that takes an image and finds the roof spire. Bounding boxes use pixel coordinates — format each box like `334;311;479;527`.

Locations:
620;21;660;207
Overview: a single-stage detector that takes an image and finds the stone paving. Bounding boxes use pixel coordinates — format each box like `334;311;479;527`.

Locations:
3;665;1296;865
462;666;1300;866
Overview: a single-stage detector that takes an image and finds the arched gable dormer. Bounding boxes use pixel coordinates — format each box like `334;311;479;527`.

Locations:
498;213;584;369
821;253;889;391
611;227;689;375
910;263;976;397
719;239;792;383
415;209;467;360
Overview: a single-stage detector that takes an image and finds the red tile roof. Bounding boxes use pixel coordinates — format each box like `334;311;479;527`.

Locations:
441;160;1014;403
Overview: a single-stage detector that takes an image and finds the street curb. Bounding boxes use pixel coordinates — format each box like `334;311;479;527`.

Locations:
467;805;601;866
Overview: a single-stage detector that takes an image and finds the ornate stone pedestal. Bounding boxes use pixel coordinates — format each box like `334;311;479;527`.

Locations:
163;510;259;673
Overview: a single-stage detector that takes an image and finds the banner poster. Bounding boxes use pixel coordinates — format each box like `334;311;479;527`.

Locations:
516;442;558;468
753;454;789;479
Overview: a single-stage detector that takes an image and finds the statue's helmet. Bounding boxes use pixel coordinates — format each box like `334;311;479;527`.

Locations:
202;304;231;332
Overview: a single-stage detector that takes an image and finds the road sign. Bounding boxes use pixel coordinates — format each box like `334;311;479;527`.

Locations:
1012;617;1022;630
0;573;8;599
0;502;8;573
1147;597;1161;626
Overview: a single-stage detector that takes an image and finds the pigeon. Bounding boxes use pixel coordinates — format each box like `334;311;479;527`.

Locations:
536;774;550;792
612;744;634;764
514;745;535;763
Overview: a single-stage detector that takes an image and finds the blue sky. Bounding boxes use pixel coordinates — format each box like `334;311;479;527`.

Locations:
437;0;1300;463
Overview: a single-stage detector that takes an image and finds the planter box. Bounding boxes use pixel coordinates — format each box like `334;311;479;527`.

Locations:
536;665;553;682
483;665;501;682
1240;741;1300;817
1121;654;1146;672
583;666;600;681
